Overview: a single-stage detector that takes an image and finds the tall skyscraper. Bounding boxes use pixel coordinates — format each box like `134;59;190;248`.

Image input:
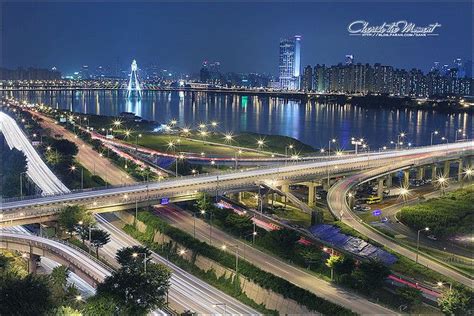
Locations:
279;35;301;90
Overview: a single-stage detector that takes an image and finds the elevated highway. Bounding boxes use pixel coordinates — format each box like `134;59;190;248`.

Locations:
0;231;112;286
1;141;472;227
327;157;474;288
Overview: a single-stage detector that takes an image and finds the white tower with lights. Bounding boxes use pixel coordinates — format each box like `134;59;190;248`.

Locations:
127;59;142;99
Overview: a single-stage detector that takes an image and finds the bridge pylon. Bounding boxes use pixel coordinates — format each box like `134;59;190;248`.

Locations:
127;59;142;99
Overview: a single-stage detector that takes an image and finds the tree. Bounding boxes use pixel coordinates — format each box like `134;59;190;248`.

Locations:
195;192;212;212
90;229;111;257
96;263;171;315
116;245;152;272
51;139;78;157
0;253;12;271
258;228;300;258
353;260;390;293
299;248;323;270
58;205;93;239
397;286;423;308
0;273;54;315
438;288;473;315
326;255;342;280
334;256;356;277
1;134;27;198
83;294;119;316
225;213;253;236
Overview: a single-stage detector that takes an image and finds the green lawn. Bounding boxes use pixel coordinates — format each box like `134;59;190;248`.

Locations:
399;187;474;238
44;110;316;158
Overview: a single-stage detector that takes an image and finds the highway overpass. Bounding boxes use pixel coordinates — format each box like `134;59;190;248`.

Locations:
0;231;112;286
327;157;474;288
1;141;472;227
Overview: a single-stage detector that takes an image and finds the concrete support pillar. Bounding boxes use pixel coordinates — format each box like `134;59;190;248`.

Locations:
444;161;450;178
385;174;393;188
237;192;243;203
322;179;330;191
416;167;425;180
280;184;289;204
307;184;316;207
403;170;410;188
29;253;39;274
431;165;438;181
377;178;385;198
262;193;269;209
458;159;464;182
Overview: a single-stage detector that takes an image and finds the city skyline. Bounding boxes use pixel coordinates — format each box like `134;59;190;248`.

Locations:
2;1;472;75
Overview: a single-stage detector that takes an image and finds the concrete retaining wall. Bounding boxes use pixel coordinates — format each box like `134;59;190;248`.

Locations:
115;211;313;315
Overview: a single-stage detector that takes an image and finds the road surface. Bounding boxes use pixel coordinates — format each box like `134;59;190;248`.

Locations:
0;111;68;195
30;110;134;186
3;141;473;216
155;204;396;315
96;213;259;315
328;164;473;288
1;111;258;315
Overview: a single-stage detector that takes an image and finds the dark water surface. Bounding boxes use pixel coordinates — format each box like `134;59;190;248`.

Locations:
6;90;472;150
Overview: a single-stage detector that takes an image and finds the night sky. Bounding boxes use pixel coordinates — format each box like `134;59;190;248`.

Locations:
2;1;472;75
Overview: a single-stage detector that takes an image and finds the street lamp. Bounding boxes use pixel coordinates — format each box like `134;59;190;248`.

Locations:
416;227;429;263
257;139;265;150
430;130;439;145
436;176;448;195
70;165;84;190
437;281;453;291
399;187;410;204
19;171;27;197
397;132;406;149
175;153;185;177
132;252;148;273
212;303;227;315
221;244;239;275
285;144;294;165
135;133;142;151
351;137;363;155
455;129;464;142
327;138;337;186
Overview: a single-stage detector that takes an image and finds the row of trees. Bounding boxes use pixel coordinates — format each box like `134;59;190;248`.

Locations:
0;133;28;198
0;244;171;316
58;205;110;257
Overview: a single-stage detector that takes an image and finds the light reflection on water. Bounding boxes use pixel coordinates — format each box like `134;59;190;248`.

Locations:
5;90;471;149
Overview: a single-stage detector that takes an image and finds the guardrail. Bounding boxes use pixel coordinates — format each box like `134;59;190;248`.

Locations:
0;232;113;283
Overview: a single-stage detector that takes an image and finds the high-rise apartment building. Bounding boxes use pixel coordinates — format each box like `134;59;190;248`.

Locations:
302;65;313;91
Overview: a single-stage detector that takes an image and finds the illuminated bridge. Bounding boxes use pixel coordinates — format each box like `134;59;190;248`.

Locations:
1;141;472;228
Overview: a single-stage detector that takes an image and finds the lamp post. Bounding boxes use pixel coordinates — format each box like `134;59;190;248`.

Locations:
285;144;294;165
135;133;142;151
430;130;439;145
212;303;227;315
437;281;453;291
327;139;337;185
19;171;27;197
416;227;429;263
397;132;406;150
132;252;147;273
455;129;462;142
71;165;84;190
221;244;239;275
351;137;363;155
175;153;184;178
